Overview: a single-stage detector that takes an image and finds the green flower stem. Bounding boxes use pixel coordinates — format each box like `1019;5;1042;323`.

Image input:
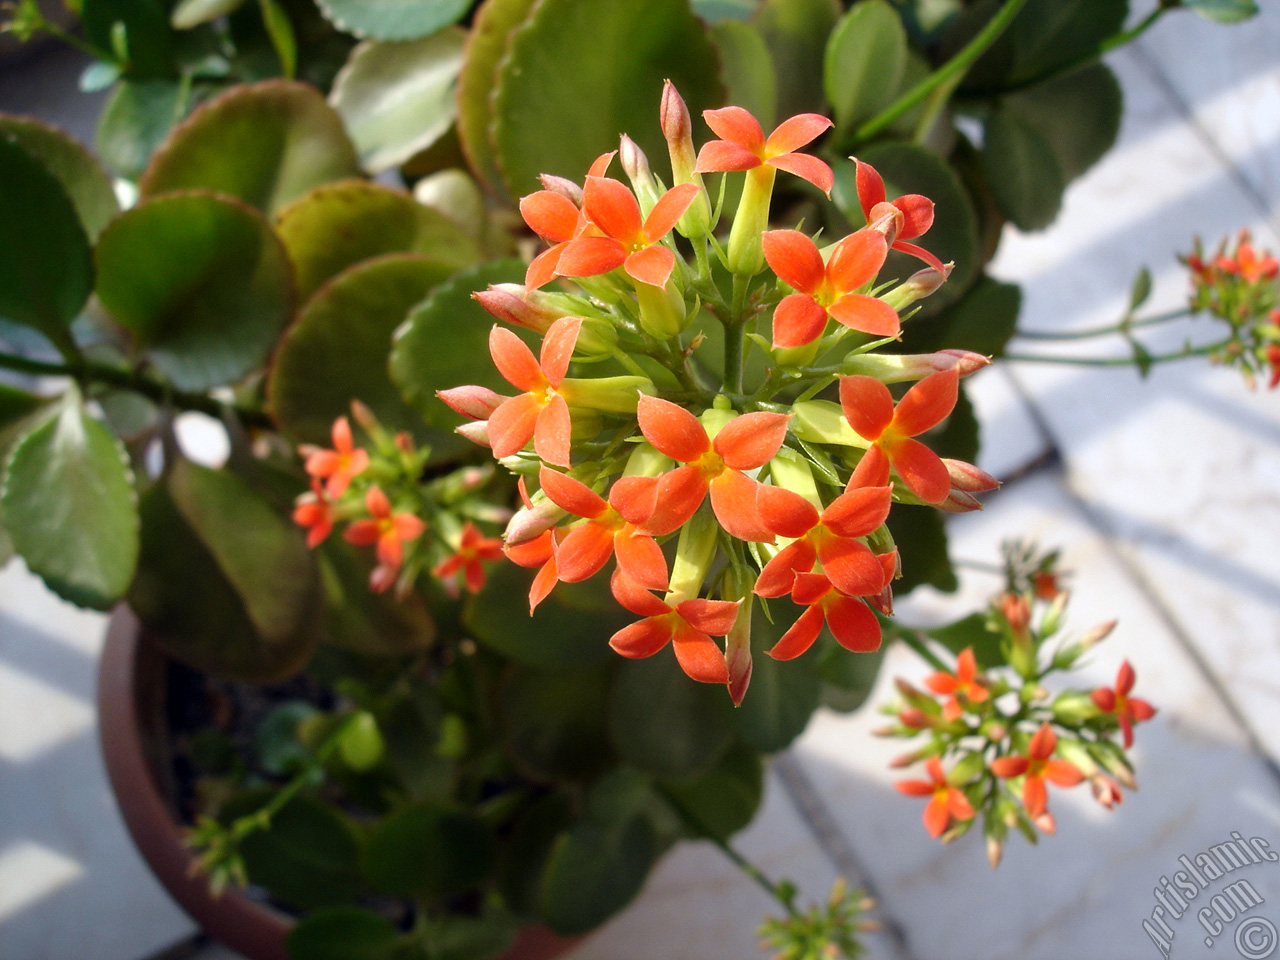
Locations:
1002;337;1232;367
0;350;274;428
852;0;1032;145
1014;307;1192;341
895;629;951;674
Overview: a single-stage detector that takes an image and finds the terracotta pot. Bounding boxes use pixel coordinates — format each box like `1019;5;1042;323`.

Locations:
97;607;579;960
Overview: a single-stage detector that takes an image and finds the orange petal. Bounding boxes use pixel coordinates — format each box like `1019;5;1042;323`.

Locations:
853;159;886;219
644;466;707;536
1116;660;1136;696
637;395;709;462
625;245;676;288
1023;776;1048;819
610;568;670;617
764;113;832;156
643;182;702;241
677;598;741;637
767;151;833;195
695;139;761;173
923;794;950;838
893;369;958;437
817;537;883;597
991;756;1028;778
754;539;818;598
392;514;425;541
1028;723;1057;760
524;244;564;290
839;375;894;440
762;229;824;293
555;236;627;278
709;470;774;542
539;315;582;387
946;788;976;821
1044;759;1084;787
893;194;935;240
772;294;829;348
821;485;891;538
614;529;668;592
538;465;607;518
343;519;380;547
848;445;890;489
715;411;791;471
827;229;888;293
895;779;934;797
520;190;580;241
825;595;881;652
554;522;615;582
827;294;900;337
583;176;643;243
490;326;544;392
925;673;958;695
768;605;825;660
610;618;672;659
757;484;819;539
672;624;730;684
533;393;572;467
487;393;540;458
790;571;833;607
887;437;950;504
956;647;977;683
609;475;659;526
892;239;947;276
702;105;764;152
529;559;559;613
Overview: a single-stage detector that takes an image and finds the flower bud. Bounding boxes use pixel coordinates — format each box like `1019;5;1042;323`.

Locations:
635;277;689;339
667;509;720;604
723;569;754;706
539;172;583;205
881;264;954;311
1033;812;1057;835
504;489;567;545
1090;775;1123;809
1054;736;1101;778
789;400;867;447
661;81;713;239
766;446;821;509
840;349;988;382
473;285;558;334
944;459;1000;492
949;750;987;784
1089;741;1138;790
1077;619;1118;650
620;135;663;215
560;376;653;414
937;489;983;513
456;420;490;447
623;441;672;478
437;385;506;421
986;834;1004;869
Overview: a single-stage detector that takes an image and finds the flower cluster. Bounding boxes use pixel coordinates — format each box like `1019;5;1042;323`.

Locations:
882;546;1155;863
293;403;506;596
435;85;997;703
1182;229;1280;388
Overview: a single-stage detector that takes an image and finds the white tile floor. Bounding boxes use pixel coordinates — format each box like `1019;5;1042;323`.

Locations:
3;4;1280;958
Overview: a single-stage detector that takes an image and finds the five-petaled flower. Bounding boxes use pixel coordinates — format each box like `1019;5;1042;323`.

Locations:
631;396;791;542
1090;660;1156;748
486;315;582;467
767;569;887;661
853;158;946;275
292;480;334;548
608;573;738;685
433;522;504;594
301;416;369;498
343;487;427;590
517;152;614;289
990;723;1084;819
896;756;977;838
925;647;989;721
762;228;899;348
839;369;959;504
695;107;834;195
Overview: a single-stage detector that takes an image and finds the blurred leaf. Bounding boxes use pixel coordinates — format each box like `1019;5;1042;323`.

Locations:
926;611;1003;668
1128;266;1152;314
1;393;138;610
610;650;734;781
276;179;477;302
1001;63;1122;183
491;0;723;195
498;791;575;915
139;81;361;216
0;135;93;357
287;907;401;960
330;28;466;173
316;535;438;656
888;503;955;595
0;114;120;240
980;107;1065;232
1184;0;1258;22
455;0;541;196
824;0;907;143
258;0;298;78
255;700;319;775
95;191;294;391
170;0;247;28
500;662;615;781
731;599;822;752
814;632;885;712
390;258;526;429
661;741;763;841
695;0;761;21
316;0;471;40
237;793;365;908
379;685;455;800
712;20;777;129
911;273;1021;358
362;802;496;897
82;0;176;77
269;253;455;443
95;79;193;180
752;0;840;117
130;457;321;682
422;908;520;960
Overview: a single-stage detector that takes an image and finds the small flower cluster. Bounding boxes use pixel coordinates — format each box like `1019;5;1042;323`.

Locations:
292;403;506;596
439;85;994;703
1182;229;1280;388
882;548;1155;864
757;879;877;960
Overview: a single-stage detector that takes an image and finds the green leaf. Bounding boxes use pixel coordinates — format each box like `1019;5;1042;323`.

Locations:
912;273;1021;358
95;79;193;180
378;686;455;800
695;0;761;22
276;179;478;302
170;0;247;29
139;80;362;216
362;802;496;897
258;0;298;78
824;0;908;142
455;0;541;196
0;114;121;240
1128;266;1152;314
661;741;763;841
752;0;841;118
980;107;1065;232
129;457;321;682
269;253;456;444
390;258;527;429
316;0;472;41
813;632;885;712
95;191;294;391
712;20;778;130
236;794;365;908
330;28;467;174
833;142;979;313
82;0;176;77
1001;63;1122;183
464;559;627;667
0;134;93;357
731;599;822;752
315;535;438;656
1184;0;1259;23
609;651;735;781
500;663;615;781
287;907;401;960
422;909;520;960
887;503;955;595
498;792;575;915
491;0;723;195
536;809;656;934
1;394;138;610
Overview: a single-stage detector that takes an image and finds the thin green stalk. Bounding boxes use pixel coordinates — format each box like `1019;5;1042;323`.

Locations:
896;630;951;674
852;0;1032;145
1014;307;1192;341
1003;338;1231;367
0;350;274;428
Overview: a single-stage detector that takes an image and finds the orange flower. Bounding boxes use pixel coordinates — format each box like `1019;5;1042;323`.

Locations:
343;486;426;575
631;396;790;542
991;724;1083;819
896;756;976;838
762;228;899;348
504;528;561;614
1090;661;1156;749
1217;230;1279;283
555;177;702;288
753;481;892;598
518;152;615;289
839;369;958;503
852;158;945;275
767;570;885;661
537;466;668;592
695;107;833;195
433;522;504;594
292;480;334;548
301;416;369;498
608;573;737;684
924;647;989;721
486;315;581;467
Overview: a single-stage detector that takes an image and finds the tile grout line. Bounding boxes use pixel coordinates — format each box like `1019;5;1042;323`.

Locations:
772;752;917;960
1004;368;1280;792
